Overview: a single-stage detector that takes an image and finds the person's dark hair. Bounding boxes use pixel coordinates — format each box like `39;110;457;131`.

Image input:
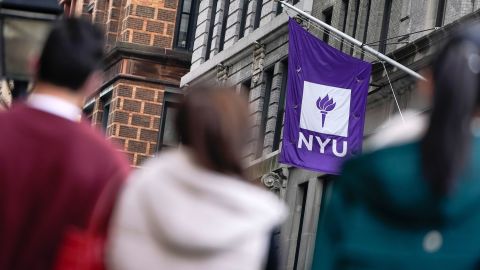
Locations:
421;24;480;194
37;18;104;91
175;86;249;178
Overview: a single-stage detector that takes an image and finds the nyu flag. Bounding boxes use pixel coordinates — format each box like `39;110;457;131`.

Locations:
279;19;371;174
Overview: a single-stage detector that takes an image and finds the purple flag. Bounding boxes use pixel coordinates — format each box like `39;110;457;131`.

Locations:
279;19;371;174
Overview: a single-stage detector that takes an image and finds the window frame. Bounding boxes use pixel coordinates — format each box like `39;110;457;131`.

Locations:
100;93;112;133
218;0;230;52
257;67;274;157
240;78;252;99
379;0;392;53
253;0;263;30
435;0;447;27
156;90;182;152
83;102;94;123
276;0;299;16
87;1;94;13
292;181;309;270
238;0;249;38
339;0;349;51
360;0;372;58
350;0;361;55
205;0;218;61
173;0;200;51
272;60;288;151
321;7;333;43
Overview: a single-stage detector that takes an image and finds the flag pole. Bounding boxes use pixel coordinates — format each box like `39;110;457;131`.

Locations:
279;1;426;81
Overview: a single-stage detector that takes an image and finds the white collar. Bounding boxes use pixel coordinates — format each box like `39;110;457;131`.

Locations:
27;93;82;122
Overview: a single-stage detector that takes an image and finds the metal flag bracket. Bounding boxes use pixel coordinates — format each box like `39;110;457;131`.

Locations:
277;0;410;123
277;0;426;81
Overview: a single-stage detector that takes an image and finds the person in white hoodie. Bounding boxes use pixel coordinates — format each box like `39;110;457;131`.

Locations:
107;85;287;270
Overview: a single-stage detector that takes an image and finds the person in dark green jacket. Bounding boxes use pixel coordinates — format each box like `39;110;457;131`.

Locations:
313;24;480;270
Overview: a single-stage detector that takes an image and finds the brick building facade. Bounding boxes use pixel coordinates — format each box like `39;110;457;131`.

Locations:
181;0;480;268
62;0;196;166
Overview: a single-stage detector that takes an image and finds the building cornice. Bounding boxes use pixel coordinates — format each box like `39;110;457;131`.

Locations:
104;42;192;69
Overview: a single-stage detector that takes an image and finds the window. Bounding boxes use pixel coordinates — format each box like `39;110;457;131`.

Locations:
87;0;94;13
379;0;392;53
218;0;230;52
340;0;349;51
361;0;372;58
83;102;94;123
276;0;299;16
240;78;252;99
292;182;309;270
174;0;199;51
276;0;300;15
157;91;182;151
310;176;334;267
158;104;179;149
273;61;288;151
257;67;274;157
322;7;333;43
239;0;249;38
101;94;112;132
205;0;218;61
276;1;283;15
435;0;447;27
276;0;300;16
254;0;263;30
350;0;361;54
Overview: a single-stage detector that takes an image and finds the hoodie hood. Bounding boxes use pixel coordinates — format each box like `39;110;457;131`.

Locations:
124;148;287;253
344;141;480;225
365;109;427;152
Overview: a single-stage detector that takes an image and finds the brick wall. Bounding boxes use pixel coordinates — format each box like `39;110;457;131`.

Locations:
72;0;191;167
73;0;179;49
91;0;108;26
104;0;122;48
110;80;164;166
120;0;177;48
88;80;163;167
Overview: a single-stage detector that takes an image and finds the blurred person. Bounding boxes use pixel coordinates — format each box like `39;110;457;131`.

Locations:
0;19;130;270
313;23;480;270
0;81;12;110
107;86;286;270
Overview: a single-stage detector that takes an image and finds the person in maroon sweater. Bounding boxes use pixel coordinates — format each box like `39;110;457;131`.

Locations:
0;19;130;270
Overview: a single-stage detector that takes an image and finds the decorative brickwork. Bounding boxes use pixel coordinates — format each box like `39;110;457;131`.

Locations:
136;5;155;18
158;9;176;22
153;35;173;48
146;20;165;34
73;0;177;49
108;80;165;166
126;17;144;30
119;1;176;48
165;0;177;9
132;31;152;45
